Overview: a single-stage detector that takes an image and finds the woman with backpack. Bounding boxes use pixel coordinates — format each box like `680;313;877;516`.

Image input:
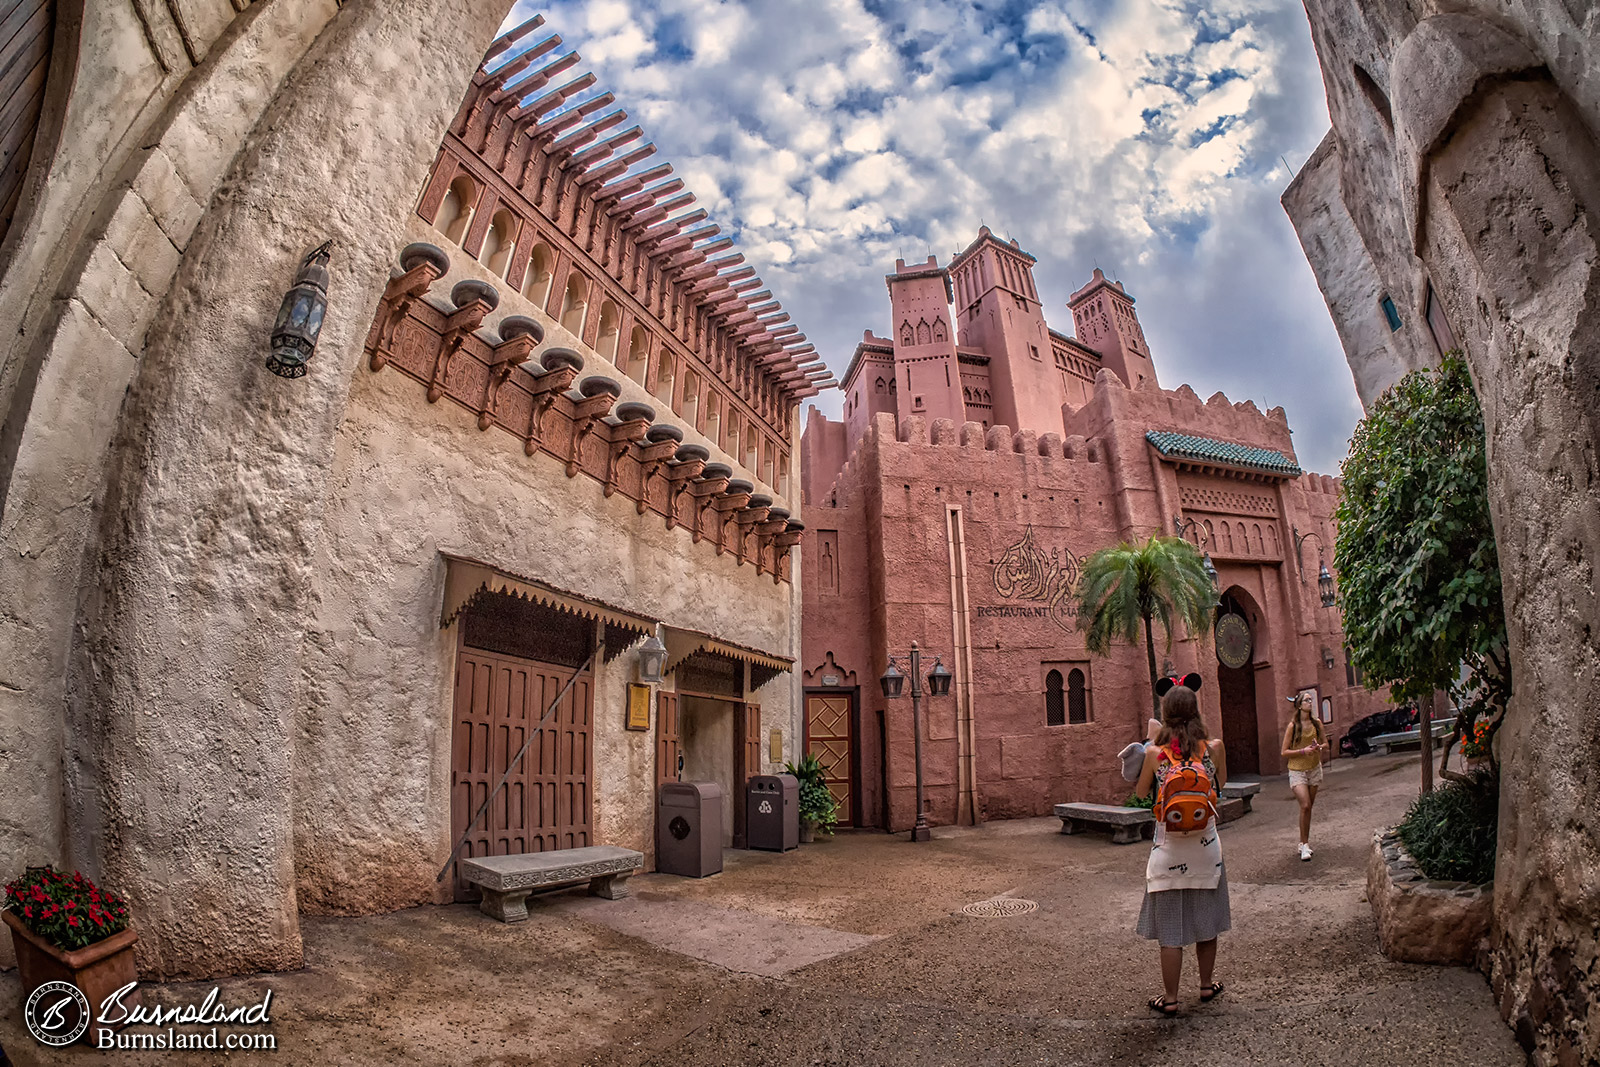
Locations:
1134;676;1230;1016
1282;692;1330;861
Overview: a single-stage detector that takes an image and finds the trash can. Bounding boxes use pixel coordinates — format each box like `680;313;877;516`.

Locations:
656;781;723;877
745;773;799;852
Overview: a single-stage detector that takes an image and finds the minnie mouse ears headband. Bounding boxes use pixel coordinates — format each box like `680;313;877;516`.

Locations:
1154;672;1203;697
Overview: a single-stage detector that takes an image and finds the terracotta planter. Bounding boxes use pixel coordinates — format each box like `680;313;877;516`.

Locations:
799;822;816;844
4;909;139;1034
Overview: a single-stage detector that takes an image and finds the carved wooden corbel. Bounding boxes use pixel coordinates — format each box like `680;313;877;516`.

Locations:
428;299;493;403
733;505;771;565
689;476;730;543
477;334;539;430
634;441;681;514
370;263;443;371
521;367;578;455
663;460;706;527
602;418;652;496
565;393;618;477
712;492;752;555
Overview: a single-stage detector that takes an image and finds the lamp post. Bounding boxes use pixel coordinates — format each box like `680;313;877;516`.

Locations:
1291;526;1338;608
880;641;953;843
1172;514;1219;589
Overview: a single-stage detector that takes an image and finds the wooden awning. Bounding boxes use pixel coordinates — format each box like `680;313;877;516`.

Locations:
440;554;654;636
663;627;794;675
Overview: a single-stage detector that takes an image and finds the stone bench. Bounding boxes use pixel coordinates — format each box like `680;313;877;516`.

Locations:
460;846;644;923
1370;721;1452;754
1054;802;1155;844
1218;780;1261;813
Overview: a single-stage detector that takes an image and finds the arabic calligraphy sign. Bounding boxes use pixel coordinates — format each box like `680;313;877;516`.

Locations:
989;525;1081;634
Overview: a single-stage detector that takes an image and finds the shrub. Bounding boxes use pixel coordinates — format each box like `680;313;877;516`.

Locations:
784;753;838;835
1124;792;1154;810
4;866;131;951
1396;781;1498;885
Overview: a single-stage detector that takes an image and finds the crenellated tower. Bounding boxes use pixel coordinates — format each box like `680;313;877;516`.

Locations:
1067;268;1158;390
885;255;964;426
948;227;1059;433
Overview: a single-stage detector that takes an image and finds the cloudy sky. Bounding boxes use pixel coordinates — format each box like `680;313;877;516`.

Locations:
500;0;1361;473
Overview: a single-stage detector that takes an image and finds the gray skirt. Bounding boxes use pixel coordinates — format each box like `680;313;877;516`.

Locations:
1136;863;1232;947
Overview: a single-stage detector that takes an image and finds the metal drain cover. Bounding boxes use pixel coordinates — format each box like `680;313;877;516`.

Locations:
961;898;1038;918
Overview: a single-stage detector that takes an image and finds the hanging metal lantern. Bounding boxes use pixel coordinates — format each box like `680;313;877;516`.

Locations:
879;658;905;699
1318;562;1337;608
637;625;668;685
926;656;953;697
267;241;333;379
1202;551;1219;590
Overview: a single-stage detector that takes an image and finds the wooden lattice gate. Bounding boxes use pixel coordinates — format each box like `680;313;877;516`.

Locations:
805;693;853;827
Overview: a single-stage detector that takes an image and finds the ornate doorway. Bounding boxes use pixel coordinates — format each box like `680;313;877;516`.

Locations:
1215;591;1260;776
805;692;855;827
449;594;594;901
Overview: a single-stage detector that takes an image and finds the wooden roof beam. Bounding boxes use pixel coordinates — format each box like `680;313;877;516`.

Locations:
524;73;597;122
689;265;756;295
485;15;545;65
611;178;683;217
487;34;564;99
569;125;642;169
576;143;655;188
502;51;582;104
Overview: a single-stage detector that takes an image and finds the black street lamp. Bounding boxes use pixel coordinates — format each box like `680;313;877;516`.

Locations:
1173;514;1219;590
1292;526;1338;608
880;641;953;843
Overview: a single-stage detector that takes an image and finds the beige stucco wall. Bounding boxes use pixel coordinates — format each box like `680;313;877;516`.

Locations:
294;334;799;911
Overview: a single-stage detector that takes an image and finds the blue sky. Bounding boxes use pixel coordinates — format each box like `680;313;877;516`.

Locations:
500;0;1361;474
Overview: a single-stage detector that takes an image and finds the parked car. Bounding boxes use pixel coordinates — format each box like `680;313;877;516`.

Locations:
1340;706;1417;757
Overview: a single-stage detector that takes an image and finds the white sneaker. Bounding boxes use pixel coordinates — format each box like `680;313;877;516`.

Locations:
1299;843;1312;861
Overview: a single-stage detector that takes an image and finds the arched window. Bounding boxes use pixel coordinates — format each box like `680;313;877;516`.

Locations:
761;439;775;487
703;392;721;446
482;209;516;275
523;243;554;310
680;369;700;426
626;326;649;384
724;411;741;456
1045;670;1065;727
435;176;478;245
1068;669;1088;724
597;300;621;363
874;376;886;395
653;350;676;405
744;426;759;473
560;273;588;336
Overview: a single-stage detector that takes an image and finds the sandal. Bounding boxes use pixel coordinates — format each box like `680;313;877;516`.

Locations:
1148;995;1179;1016
1200;982;1225;1002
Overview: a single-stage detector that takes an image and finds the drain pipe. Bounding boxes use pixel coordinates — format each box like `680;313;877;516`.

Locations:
945;505;981;825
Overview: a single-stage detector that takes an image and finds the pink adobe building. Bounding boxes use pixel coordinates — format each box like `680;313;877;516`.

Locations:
799;228;1386;832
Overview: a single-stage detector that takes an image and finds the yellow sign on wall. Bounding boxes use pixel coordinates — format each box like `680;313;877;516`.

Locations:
626;683;652;731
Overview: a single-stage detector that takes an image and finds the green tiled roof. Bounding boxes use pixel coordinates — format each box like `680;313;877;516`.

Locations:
1146;431;1303;476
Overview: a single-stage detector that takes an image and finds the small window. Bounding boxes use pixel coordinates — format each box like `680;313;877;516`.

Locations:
1045;670;1065;727
1320;697;1333;724
1068;669;1089;724
1029;344;1040;361
1380;295;1402;332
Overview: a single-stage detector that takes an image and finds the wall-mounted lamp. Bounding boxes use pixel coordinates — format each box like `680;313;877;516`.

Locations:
267;241;333;379
1321;645;1337;670
1292;526;1338;608
637;625;668;685
1174;513;1219;590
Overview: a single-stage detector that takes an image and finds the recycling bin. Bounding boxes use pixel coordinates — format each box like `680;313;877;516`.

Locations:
656;780;723;877
745;773;799;852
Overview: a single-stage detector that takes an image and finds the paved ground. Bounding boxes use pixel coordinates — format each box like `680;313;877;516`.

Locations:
0;751;1524;1066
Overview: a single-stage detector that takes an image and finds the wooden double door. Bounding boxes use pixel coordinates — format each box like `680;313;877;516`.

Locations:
449;647;592;901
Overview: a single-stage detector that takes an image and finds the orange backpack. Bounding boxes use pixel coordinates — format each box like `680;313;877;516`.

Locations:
1154;746;1218;833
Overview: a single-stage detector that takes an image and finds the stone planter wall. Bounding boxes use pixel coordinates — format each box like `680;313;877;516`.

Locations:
1367;827;1492;965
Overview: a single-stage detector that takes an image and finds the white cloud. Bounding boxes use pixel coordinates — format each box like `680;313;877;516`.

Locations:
499;0;1356;472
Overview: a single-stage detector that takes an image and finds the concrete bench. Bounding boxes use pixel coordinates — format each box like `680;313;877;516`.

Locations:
1219;780;1261;813
1370;721;1452;754
460;846;644;923
1054;802;1155;844
1214;796;1248;826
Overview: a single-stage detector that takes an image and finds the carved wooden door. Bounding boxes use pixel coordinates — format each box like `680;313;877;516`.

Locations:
656;691;680;785
805;694;853;827
450;648;592;901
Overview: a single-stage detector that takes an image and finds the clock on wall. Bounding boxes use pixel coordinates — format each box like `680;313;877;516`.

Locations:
1216;613;1253;669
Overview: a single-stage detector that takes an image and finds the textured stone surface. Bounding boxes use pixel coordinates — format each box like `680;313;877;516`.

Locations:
1287;5;1600;1062
460;848;644;892
1367;829;1492;966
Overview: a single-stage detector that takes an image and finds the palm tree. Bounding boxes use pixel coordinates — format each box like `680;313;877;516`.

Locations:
1076;536;1219;715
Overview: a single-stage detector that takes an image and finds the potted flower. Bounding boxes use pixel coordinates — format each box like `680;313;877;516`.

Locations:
4;866;138;1027
784;754;838;842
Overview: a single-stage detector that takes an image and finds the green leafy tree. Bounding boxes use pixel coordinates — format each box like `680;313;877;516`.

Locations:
1335;356;1509;783
1076;536;1219;715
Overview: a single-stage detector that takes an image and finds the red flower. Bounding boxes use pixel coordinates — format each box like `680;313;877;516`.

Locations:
22;906;31;919
67;916;79;927
65;900;75;909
